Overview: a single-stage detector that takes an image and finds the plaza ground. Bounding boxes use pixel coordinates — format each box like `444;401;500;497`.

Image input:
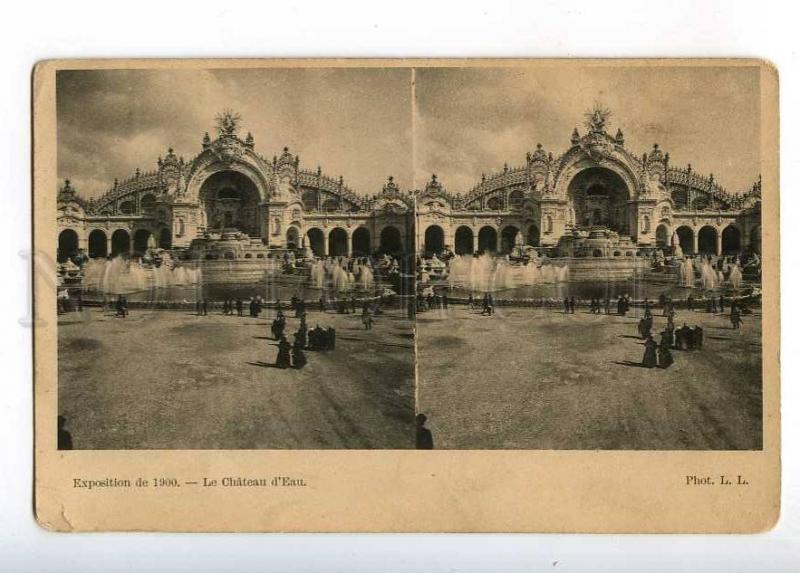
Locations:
417;303;762;450
58;306;415;449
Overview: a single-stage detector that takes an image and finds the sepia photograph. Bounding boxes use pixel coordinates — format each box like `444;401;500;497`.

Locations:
413;66;763;450
54;64;765;452
55;68;417;449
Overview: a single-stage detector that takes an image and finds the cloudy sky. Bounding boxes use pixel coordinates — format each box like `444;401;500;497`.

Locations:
57;67;414;198
58;65;760;199
414;65;761;194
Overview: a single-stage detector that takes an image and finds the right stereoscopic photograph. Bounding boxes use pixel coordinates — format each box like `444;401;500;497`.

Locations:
414;65;763;450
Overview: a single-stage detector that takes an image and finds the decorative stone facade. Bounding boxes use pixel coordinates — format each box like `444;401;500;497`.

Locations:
57;107;762;262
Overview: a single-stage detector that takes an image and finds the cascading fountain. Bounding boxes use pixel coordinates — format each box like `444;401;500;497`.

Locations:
82;256;201;295
699;258;719;290
447;253;569;292
678;258;695;288
729;263;743;290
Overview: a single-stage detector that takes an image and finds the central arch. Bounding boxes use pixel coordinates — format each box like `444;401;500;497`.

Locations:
379;226;403;255
655;223;669;249
500;225;520;254
88;229;107;258
478;226;498;254
329;228;348;256
58;229;79;263
352;227;371;256
566;166;632;234
675;225;694;255
454;226;474;255
698;225;717;255
199;170;262;237
307;228;325;257
111;229;130;257
721;225;742;254
133;229;152;256
424;225;444;255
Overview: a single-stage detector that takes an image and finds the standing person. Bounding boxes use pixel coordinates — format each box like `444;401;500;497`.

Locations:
604;297;611;315
319;296;326;313
196;299;202;316
236;297;243;317
687;294;695;312
468;294;474;311
569;296;576;314
291;338;308;369
57;415;73;450
719;295;725;313
643;299;652;319
362;307;374;330
617;295;624;316
731;309;743;329
658;344;674;369
222;299;230;315
201;299;208;316
415;413;434;449
276;336;292;369
642;335;658;368
564;297;570;314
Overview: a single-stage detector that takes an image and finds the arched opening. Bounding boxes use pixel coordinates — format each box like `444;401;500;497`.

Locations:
424;225;445;256
721;225;742;255
199;170;261;237
133;229;152;256
454;226;474;255
328;228;348;257
111;229;130;257
88;229;107;258
655;224;669;248
508;190;525;209
321;198;340;212
500;225;520;254
478;226;498;254
352;227;371;256
698;225;717;255
750;225;761;254
140;194;157;214
486;196;502;210
286;227;300;249
567;167;631;233
159;227;172;249
379;226;403;255
301;190;318;210
118;200;135;215
641;215;651;233
58;229;79;263
307;228;325;257
527;224;540;247
676;226;694;255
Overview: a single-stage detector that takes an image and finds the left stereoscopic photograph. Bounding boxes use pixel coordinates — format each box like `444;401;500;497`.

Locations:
55;68;417;449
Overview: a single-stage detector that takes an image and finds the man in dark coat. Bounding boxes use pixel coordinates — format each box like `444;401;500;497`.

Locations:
57;415;73;450
201;299;208;316
415;413;433;449
292;337;307;369
617;295;624;316
569;296;576;314
236;298;243;317
276;336;292;368
642;335;658;368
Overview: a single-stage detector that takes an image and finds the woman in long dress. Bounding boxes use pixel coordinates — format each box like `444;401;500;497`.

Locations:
642;335;658;368
276;336;292;369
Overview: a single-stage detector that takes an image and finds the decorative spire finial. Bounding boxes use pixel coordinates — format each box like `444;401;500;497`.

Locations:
214;109;241;136
584;102;612;133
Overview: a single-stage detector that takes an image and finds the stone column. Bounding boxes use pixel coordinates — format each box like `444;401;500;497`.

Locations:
346;232;353;257
106;236;112;256
715;230;723;256
692;230;699;255
323;233;330;257
472;231;479;254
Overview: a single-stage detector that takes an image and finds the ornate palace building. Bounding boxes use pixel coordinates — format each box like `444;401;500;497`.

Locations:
57;110;415;263
57;108;761;263
415;106;762;259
